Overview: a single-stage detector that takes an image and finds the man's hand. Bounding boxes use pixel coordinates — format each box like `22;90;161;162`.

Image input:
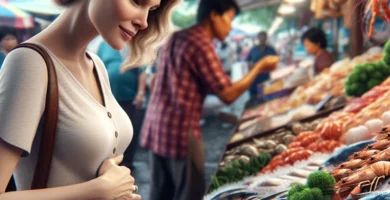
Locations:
256;56;280;72
133;92;144;109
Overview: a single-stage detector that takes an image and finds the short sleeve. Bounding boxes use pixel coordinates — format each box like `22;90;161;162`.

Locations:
191;45;232;94
0;48;48;156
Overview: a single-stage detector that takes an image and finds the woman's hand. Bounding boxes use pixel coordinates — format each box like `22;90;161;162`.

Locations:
97;155;141;200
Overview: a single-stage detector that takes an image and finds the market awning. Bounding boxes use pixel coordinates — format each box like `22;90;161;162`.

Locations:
237;0;282;11
8;0;64;16
0;2;33;29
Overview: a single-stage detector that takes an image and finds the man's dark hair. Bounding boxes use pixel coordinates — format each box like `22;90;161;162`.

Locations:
301;27;327;48
0;26;16;41
196;0;240;23
258;31;267;38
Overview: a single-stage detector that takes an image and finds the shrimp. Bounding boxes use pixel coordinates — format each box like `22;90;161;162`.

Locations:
336;161;390;197
366;139;390;150
366;147;390;164
349;150;380;160
337;159;367;170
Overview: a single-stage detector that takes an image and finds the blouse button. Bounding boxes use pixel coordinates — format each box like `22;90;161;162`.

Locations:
113;148;116;154
107;112;112;118
115;131;118;138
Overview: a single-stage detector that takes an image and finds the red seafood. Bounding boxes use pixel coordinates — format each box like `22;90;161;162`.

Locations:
280;147;304;158
295;131;316;142
284;150;312;165
316;121;342;140
300;134;321;147
307;140;342;153
288;141;302;148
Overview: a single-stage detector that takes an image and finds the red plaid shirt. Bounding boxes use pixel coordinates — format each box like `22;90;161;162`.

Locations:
141;25;232;158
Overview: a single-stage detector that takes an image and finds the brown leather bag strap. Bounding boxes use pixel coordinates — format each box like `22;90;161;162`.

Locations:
13;43;59;189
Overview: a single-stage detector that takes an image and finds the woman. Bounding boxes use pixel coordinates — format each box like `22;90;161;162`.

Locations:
301;27;335;75
0;0;179;199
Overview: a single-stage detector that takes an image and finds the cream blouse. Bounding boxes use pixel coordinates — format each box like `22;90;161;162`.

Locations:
0;43;133;190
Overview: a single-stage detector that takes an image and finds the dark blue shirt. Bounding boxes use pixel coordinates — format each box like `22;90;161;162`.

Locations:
97;41;140;102
246;45;277;96
0;52;6;70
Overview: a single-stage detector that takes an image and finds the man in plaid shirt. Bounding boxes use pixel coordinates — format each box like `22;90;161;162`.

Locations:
141;0;279;199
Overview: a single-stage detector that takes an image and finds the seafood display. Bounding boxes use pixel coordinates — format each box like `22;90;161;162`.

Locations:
328;130;390;199
222;129;296;168
208;44;390;199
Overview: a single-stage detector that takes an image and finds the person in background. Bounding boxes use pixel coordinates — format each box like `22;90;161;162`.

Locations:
246;31;278;98
97;41;147;170
217;41;235;75
0;26;18;68
301;27;335;75
141;0;279;199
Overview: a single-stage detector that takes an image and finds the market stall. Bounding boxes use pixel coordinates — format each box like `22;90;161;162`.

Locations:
205;0;390;197
205;41;390;199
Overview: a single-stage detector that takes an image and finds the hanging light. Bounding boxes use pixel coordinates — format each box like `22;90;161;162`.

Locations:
268;16;284;36
284;0;306;4
278;4;296;15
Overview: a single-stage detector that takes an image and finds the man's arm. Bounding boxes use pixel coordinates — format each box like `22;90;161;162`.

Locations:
133;71;147;109
217;56;279;104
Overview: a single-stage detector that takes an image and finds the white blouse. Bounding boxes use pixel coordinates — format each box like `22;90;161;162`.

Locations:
0;43;133;190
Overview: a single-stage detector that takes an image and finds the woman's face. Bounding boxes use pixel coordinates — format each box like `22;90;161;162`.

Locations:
303;38;320;55
88;0;161;50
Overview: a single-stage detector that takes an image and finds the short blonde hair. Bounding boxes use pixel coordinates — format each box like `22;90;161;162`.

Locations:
121;0;181;72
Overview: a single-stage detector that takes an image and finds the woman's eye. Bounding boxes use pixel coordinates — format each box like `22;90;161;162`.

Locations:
132;0;140;5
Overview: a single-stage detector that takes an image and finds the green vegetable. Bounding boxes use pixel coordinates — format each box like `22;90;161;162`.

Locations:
208;151;271;193
287;184;308;199
307;171;336;195
290;192;304;200
384;39;390;55
348;71;359;82
323;195;333;200
345;60;390;97
310;188;324;200
368;79;381;89
365;63;375;73
372;71;384;80
359;72;368;82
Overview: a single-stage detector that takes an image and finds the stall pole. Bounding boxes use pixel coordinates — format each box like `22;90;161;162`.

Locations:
350;0;364;57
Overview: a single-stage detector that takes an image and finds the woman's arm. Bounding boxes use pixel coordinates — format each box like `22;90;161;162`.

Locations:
0;140;140;200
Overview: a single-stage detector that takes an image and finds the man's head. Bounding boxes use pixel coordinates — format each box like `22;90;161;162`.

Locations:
197;0;240;41
0;26;17;53
301;27;327;55
258;31;267;46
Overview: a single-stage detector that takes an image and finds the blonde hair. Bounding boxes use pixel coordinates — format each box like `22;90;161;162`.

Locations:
121;0;181;72
54;0;181;72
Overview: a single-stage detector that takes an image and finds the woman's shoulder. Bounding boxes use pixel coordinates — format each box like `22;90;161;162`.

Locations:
2;47;48;79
